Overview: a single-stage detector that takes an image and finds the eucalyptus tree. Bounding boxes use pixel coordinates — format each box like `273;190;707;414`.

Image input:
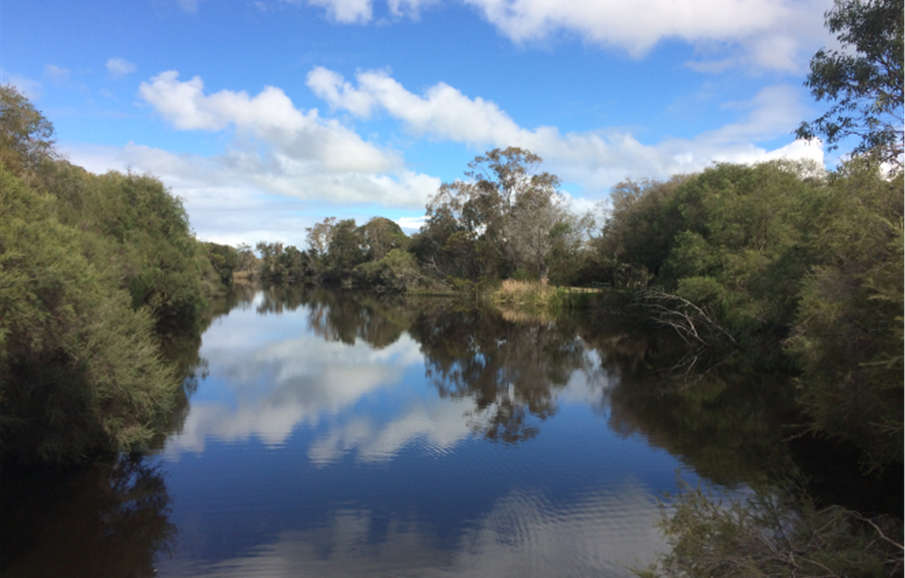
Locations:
421;147;565;280
796;0;904;168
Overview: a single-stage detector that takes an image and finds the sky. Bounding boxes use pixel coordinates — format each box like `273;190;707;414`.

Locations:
2;0;840;247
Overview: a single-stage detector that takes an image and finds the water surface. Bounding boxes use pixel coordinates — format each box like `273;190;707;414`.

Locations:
7;288;788;578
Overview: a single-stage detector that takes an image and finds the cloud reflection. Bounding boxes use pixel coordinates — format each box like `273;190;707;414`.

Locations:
307;397;476;465
163;308;425;456
159;481;663;577
164;294;614;462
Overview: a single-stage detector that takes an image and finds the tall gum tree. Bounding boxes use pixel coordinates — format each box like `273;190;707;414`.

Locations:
423;147;564;280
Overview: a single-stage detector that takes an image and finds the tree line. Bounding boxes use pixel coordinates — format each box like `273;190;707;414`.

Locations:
0;86;233;462
229;146;587;292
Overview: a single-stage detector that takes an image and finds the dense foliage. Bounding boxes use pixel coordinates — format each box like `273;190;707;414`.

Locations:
595;159;903;465
787;161;903;467
415;147;570;282
252;216;427;291
0;85;222;461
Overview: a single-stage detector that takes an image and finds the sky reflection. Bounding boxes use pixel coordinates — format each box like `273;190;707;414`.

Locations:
164;296;426;456
161;481;663;578
154;291;688;577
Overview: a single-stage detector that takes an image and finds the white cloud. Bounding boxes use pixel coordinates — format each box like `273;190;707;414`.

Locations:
386;0;435;17
287;0;433;23
70;68;826;245
308;0;373;22
397;215;427;231
63;140;437;245
1;71;42;99
128;71;442;210
471;0;834;73
297;0;832;73
106;57;137;77
307;399;474;464
141;70;396;172
44;64;70;84
308;67;824;191
308;65;528;143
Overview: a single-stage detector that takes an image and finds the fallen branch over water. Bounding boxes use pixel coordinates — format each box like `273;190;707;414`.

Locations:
635;290;738;348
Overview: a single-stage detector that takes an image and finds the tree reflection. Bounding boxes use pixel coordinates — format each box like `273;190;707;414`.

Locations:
0;454;176;578
256;286;433;349
233;287;805;484
410;308;591;444
576;311;798;487
151;289;243;448
305;290;409;348
265;290;595;445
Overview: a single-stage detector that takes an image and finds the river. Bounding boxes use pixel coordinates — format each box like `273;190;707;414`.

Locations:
3;287;877;578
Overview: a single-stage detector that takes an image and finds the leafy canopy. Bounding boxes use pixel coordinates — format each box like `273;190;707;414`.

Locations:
796;0;904;168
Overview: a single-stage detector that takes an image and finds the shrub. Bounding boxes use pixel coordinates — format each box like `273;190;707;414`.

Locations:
0;168;179;461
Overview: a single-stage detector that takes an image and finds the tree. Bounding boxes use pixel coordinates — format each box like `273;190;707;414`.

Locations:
638;478;903;578
796;0;904;168
0;85;57;177
507;182;567;278
235;243;258;274
327;219;364;273
786;160;903;467
305;216;336;259
594;176;689;286
421;147;562;280
545;217;591;286
204;242;239;286
256;241;285;282
358;216;408;262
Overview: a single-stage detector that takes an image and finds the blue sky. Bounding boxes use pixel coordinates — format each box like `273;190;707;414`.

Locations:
3;0;837;246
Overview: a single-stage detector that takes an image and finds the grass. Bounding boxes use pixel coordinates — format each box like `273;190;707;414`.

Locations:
489;279;602;314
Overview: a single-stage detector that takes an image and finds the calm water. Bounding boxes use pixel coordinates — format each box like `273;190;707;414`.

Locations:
4;288;795;578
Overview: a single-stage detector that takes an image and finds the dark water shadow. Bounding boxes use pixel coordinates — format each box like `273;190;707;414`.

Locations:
0;453;175;578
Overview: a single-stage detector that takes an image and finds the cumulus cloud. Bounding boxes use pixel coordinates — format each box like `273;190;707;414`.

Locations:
72;68;825;244
466;0;832;71
132;70;441;210
307;0;373;22
64;140;438;246
397;215;427;231
308;66;824;191
106;57;136;77
307;399;475;465
297;0;831;72
308;66;526;143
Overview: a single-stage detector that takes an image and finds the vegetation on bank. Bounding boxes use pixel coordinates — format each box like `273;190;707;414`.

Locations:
0;86;230;462
632;0;904;573
636;478;903;578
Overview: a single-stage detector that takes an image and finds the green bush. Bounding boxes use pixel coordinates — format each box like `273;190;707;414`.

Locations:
786;161;904;467
0;169;179;461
